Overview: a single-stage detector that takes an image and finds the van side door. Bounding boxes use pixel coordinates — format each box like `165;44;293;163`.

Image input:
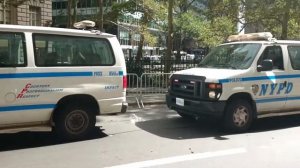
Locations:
255;46;287;113
284;45;300;111
0;32;33;126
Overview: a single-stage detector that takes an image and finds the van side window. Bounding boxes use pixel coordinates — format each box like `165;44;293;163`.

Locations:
0;33;26;67
257;46;284;70
288;46;300;70
33;34;115;66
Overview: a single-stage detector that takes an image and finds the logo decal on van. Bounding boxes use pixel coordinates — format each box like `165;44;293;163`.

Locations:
109;71;123;76
17;83;63;99
252;82;294;96
109;71;119;76
105;85;119;91
93;71;103;76
251;84;259;95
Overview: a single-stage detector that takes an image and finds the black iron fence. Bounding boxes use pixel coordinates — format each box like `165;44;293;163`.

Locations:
126;58;202;74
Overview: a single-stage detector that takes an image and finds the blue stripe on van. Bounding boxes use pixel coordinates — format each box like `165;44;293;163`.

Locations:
0;104;56;112
220;74;300;83
255;96;300;104
0;72;93;79
255;97;286;103
286;96;300;101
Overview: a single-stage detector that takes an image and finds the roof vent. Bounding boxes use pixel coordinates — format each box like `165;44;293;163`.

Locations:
227;32;275;42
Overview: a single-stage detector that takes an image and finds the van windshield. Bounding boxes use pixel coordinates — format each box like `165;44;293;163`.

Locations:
199;43;261;69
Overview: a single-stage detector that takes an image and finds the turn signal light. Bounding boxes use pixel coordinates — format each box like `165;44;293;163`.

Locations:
208;83;222;89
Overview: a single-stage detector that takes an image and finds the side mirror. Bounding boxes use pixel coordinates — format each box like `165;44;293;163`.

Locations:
257;59;273;72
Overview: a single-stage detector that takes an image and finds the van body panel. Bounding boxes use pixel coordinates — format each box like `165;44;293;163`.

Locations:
0;25;127;132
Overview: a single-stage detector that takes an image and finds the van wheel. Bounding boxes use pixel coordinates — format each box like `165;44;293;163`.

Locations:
223;99;253;132
55;103;96;141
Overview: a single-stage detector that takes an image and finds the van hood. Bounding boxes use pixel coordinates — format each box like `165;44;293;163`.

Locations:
174;68;247;83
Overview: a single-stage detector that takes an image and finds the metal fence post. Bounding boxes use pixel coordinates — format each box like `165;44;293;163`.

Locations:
126;73;141;108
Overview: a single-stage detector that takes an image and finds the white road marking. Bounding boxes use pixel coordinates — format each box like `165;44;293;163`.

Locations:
107;148;247;168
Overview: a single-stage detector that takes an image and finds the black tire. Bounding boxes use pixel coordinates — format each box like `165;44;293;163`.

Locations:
54;103;96;141
223;99;253;132
177;111;195;120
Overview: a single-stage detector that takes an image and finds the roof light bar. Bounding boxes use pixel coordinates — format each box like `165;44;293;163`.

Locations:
74;20;96;29
227;32;275;42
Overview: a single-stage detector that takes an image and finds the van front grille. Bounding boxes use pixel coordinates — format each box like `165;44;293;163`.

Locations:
170;74;205;99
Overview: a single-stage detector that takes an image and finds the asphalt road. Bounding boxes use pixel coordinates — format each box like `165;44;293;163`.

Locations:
1;104;300;168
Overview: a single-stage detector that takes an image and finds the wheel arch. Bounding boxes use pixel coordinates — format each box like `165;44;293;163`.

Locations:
51;94;100;124
226;92;257;119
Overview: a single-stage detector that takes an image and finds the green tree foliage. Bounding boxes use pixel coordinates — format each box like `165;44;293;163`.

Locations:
108;0;167;63
165;0;174;73
245;0;300;39
175;0;300;46
174;0;237;48
67;0;78;28
98;0;104;31
172;0;197;60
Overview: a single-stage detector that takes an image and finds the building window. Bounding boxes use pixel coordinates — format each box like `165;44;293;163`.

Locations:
29;6;41;26
52;2;57;10
120;30;130;46
0;8;10;24
62;1;67;9
53;1;68;10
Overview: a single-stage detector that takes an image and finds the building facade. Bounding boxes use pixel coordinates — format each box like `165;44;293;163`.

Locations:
0;0;52;26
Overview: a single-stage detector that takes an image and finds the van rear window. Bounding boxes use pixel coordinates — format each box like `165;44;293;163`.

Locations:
33;34;115;66
0;32;26;67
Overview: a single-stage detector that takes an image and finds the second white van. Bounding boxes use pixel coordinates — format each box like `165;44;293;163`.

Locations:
0;24;127;140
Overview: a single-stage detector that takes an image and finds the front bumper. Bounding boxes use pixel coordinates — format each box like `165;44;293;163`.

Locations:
166;93;226;118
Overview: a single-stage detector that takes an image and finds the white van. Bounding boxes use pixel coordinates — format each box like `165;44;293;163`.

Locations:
0;24;127;140
167;32;300;132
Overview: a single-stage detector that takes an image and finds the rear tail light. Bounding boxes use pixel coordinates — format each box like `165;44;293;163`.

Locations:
123;75;127;89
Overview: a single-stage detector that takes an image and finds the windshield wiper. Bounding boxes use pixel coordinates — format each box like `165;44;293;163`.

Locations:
228;65;238;69
215;64;237;69
198;63;238;69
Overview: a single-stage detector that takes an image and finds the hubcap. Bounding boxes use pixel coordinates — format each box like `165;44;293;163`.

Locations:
233;105;249;127
65;110;89;134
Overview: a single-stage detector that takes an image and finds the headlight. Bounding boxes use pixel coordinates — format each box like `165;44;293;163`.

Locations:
209;91;216;98
206;83;222;100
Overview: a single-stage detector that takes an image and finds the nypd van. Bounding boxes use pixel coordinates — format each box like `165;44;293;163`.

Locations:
166;32;300;132
0;23;127;140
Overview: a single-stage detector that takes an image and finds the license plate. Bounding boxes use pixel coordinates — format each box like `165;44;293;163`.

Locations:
176;98;184;106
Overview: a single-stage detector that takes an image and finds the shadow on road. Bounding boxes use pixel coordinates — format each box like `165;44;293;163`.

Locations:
0;128;108;152
135;117;225;140
250;114;300;132
136;113;300;140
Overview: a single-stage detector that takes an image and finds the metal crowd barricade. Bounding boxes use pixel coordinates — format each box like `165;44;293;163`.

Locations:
139;73;172;108
126;73;141;108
